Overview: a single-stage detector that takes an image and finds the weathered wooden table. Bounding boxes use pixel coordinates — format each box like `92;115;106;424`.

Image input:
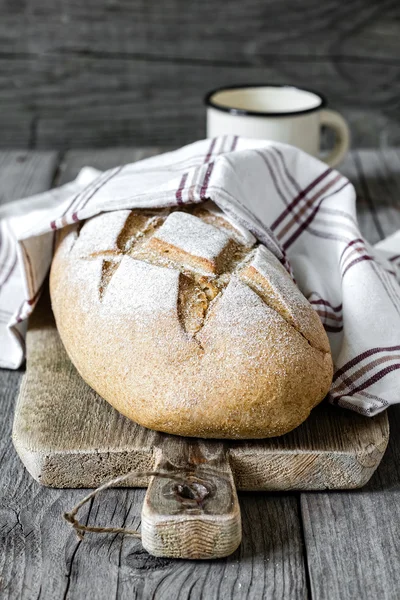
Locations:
1;148;400;600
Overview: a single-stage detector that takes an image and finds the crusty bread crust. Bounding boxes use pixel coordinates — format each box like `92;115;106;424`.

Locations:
50;204;333;439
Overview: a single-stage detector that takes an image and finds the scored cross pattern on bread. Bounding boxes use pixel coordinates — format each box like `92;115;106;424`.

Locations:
51;202;332;439
67;204;325;348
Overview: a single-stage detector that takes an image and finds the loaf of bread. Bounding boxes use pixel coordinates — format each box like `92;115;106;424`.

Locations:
50;202;333;439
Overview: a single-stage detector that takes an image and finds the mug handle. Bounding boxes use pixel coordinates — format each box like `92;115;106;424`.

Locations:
320;109;350;168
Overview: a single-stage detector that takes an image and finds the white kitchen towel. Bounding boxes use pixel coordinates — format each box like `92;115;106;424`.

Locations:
1;136;400;416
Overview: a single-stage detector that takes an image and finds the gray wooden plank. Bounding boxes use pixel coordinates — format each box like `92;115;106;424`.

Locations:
302;148;400;600
30;52;400;150
301;406;400;600
0;0;398;62
0;149;64;600
0;148;308;599
60;492;306;600
55;149;307;599
0;151;59;206
0;117;32;151
0;53;399;150
0;365;113;600
2;147;399;599
0;0;399;149
14;282;388;491
57;148;165;185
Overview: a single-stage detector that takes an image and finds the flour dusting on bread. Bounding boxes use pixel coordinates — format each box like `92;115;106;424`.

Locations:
50;201;333;439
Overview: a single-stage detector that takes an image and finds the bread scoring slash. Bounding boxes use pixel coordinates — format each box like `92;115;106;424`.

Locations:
50;203;333;439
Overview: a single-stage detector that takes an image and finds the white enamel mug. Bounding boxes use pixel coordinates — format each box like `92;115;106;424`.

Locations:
205;84;350;167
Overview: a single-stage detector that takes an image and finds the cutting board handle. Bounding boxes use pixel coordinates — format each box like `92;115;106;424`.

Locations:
141;439;242;559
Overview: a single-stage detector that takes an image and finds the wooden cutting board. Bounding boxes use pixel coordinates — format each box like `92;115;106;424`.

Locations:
12;283;389;559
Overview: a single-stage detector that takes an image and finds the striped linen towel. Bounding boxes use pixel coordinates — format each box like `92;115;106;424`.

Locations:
1;137;400;416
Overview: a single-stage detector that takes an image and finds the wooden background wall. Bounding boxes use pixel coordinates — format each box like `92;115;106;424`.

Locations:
0;0;399;150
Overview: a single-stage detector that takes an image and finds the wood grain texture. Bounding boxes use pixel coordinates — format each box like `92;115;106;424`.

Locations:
0;368;98;600
13;283;389;491
141;442;242;559
302;406;400;600
1;0;398;61
302;147;400;600
0;148;308;598
57;148;165;185
1;147;400;597
1;361;308;599
1;56;397;151
0;150;73;600
0;150;59;206
58;491;307;600
0;0;399;149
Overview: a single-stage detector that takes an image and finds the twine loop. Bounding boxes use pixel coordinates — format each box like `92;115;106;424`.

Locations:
63;465;226;540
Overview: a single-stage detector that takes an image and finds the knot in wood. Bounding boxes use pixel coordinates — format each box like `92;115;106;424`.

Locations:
170;478;211;508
